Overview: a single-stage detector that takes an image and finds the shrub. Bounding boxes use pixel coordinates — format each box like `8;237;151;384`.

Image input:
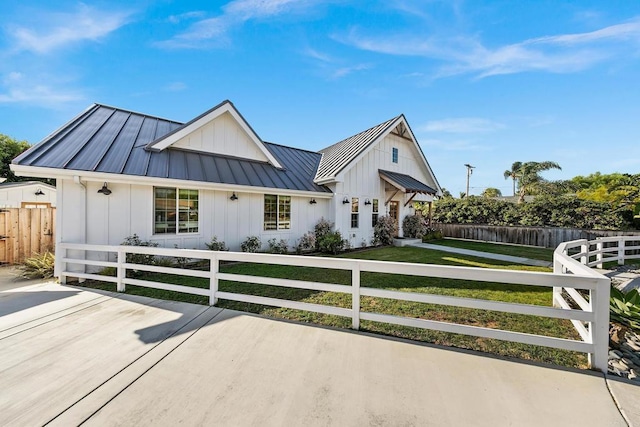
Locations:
610;286;640;331
121;234;158;266
173;244;189;269
402;214;429;239
314;217;334;250
267;238;288;254
295;232;316;253
373;215;395;246
17;251;55;279
241;236;261;253
317;230;348;254
206;236;229;251
422;227;444;242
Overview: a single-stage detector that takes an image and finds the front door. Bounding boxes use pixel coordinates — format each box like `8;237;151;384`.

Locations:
389;201;399;237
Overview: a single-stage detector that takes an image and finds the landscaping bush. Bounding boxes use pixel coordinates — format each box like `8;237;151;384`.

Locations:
17;251;55;279
373;215;395;246
402;214;428;239
314;217;334;250
121;234;158;266
317;230;347;254
295;232;316;254
267;238;289;254
422;227;444;242
205;236;229;251
241;236;261;253
610;286;640;331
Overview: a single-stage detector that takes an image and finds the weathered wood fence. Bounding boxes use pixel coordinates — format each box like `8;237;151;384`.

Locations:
436;223;640;248
0;208;56;264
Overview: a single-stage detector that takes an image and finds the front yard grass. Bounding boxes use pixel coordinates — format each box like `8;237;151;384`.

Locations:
81;246;587;369
429;238;554;262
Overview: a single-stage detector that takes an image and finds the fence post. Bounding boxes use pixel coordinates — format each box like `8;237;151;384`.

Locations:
552;254;563;308
618;236;625;265
589;277;611;372
596;241;603;269
352;261;360;330
59;244;66;285
580;242;588;266
210;253;218;306
117;248;125;292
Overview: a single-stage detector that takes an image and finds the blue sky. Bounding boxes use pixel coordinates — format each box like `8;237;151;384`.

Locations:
1;1;639;196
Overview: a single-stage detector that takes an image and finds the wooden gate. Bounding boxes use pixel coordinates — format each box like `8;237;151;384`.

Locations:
0;208;55;264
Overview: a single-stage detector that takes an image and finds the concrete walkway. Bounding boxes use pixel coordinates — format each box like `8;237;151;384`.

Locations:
412;242;553;267
0;282;637;426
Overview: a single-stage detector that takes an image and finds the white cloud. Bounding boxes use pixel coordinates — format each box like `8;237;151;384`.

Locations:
338;17;640;78
420;118;505;133
167;11;207;24
331;63;371;79
6;4;131;54
164;82;187;92
0;72;83;106
159;0;321;49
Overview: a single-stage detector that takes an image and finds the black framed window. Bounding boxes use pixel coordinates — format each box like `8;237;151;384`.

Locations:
154;187;198;234
264;195;291;230
392;147;398;163
372;198;379;226
351;197;359;228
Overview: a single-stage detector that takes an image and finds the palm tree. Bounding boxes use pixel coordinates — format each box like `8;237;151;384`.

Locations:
503;161;522;197
516;161;562;203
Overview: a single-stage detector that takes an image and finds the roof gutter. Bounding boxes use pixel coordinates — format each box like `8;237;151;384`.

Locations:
11;164;334;199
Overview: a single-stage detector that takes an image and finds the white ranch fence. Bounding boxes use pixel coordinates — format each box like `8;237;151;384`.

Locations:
58;238;623;372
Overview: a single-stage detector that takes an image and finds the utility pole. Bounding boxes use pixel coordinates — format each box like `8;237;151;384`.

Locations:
464;164;475;197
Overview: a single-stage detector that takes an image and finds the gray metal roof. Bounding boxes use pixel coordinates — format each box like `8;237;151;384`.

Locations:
13;104;331;194
315;115;401;181
379;169;437;194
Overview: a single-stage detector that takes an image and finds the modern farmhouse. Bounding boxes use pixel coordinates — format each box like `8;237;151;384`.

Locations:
11;100;441;259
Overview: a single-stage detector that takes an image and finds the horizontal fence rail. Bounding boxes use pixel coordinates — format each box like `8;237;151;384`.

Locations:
58;239;615;372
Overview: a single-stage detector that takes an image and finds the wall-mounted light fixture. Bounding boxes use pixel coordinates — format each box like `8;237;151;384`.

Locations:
342;197;350;204
97;182;112;195
230;192;238;201
309;198;317;205
35;189;45;196
364;198;371;205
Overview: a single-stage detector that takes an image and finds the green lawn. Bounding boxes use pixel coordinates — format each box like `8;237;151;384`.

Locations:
81;246;587;368
429;238;555;262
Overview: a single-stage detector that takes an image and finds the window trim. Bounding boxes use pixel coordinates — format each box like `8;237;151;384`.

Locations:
351;197;359;229
264;194;292;231
153;187;200;235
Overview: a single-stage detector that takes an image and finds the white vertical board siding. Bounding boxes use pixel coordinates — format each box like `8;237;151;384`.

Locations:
0;183;56;208
67;180;331;253
172;112;269;162
58;179;86;273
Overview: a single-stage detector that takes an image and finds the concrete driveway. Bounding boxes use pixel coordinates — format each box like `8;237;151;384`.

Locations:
0;282;636;426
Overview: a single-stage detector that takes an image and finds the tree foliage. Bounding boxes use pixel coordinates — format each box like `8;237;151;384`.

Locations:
503;161;522;196
433;195;631;230
0;134;30;182
515;161;562;203
482;187;502;198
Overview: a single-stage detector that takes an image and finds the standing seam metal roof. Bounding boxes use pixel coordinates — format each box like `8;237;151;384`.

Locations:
315;116;401;181
379;169;437;194
13;104;331;194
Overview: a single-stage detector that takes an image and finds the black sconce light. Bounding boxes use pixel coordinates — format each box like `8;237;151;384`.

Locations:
97;182;112;195
309;198;317;205
35;189;45;196
230;192;238;201
342;197;350;204
364;199;371;205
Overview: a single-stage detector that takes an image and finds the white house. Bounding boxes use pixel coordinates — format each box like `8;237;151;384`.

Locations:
0;181;56;208
11;100;441;264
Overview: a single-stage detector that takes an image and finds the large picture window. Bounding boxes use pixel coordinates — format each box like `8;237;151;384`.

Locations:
372;198;379;227
351;197;359;228
154;187;199;234
264;195;291;230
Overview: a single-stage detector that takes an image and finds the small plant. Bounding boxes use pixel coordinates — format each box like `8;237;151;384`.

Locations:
241;236;261;253
314;217;334;250
422;227;444;242
267;238;288;254
153;257;176;268
206;236;229;251
373;216;395;246
317;230;347;254
173;244;189;269
121;234;158;266
610;286;640;331
295;232;316;253
17;251;55;279
402;214;428;239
